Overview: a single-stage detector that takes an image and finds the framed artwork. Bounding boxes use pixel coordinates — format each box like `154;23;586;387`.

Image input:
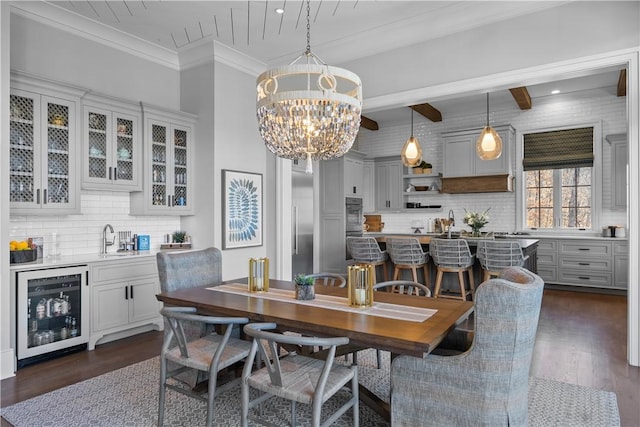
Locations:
222;169;263;249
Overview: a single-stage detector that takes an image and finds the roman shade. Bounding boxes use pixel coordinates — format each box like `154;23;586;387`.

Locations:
523;127;594;170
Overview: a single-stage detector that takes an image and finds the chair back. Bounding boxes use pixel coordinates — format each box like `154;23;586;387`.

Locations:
157;247;222;292
430;238;473;268
305;273;346;288
476;240;525;271
374;280;431;297
347;237;387;262
386;238;428;265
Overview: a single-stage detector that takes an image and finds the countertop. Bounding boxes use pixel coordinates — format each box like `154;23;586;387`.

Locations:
365;232;538;249
9;250;163;272
364;231;627;242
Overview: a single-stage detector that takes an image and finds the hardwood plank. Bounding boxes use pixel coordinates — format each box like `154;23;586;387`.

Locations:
410;103;442;122
360;115;379;131
509;86;532;110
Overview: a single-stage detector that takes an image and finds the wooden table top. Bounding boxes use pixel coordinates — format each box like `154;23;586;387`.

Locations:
156;278;474;358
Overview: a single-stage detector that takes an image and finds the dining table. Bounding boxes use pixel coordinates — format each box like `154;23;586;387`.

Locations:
155;277;474;420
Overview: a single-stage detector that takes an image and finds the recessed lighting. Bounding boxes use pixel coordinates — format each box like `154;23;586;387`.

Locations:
551;89;560;94
274;8;284;14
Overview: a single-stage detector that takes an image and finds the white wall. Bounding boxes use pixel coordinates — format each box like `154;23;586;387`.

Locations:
358;88;627;234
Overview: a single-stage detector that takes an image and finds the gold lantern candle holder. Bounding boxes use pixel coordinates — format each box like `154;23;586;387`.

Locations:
347;264;374;307
248;257;269;292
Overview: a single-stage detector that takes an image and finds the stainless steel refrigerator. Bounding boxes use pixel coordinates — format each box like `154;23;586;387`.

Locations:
292;170;314;277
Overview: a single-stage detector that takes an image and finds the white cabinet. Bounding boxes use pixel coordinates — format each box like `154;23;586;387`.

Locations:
130;105;196;215
89;258;163;349
535;239;557;283
613;242;628;289
82;96;142;191
375;157;403;211
606;134;627;210
362;159;375;212
442;125;514;178
9;81;81;215
343;153;365;197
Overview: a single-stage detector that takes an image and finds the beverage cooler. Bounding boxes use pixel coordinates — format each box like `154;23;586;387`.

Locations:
16;265;89;367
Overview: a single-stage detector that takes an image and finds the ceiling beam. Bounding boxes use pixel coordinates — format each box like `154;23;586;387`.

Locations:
360;115;379;131
617;69;627;97
509;87;532;110
410;103;442;122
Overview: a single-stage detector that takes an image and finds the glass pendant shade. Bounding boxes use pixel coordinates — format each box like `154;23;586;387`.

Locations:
401;136;422;167
401;109;423;167
256;1;362;171
476;93;503;160
476;126;503;160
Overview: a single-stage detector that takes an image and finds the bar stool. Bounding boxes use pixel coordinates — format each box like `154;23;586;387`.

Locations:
430;238;475;301
476;240;526;281
346;236;389;282
386;238;431;287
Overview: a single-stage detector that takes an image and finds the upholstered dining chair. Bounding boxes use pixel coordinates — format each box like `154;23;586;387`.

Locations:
158;307;251;427
241;322;359;427
156;247;223;388
347;236;389;282
430;238;475;301
390;267;544;426
476;239;527;281
386;238;431;286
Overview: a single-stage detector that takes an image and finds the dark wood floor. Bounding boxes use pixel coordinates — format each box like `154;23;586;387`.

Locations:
2;289;638;426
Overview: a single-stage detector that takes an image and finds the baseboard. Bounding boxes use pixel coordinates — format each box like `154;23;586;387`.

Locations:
0;348;16;379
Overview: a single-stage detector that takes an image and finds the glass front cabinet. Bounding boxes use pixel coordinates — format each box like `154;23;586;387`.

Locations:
130;107;195;215
82;97;141;191
9;85;80;215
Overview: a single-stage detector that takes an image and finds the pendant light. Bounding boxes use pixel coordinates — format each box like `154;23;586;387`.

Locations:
256;0;362;174
476;93;503;160
401;109;423;167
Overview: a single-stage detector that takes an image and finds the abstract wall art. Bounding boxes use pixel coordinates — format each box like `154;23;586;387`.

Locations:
222;169;263;249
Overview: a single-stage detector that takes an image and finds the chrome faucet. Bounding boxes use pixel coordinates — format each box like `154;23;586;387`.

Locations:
102;224;115;254
448;209;455;239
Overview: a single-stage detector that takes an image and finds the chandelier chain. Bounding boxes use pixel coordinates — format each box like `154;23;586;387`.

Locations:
305;0;311;54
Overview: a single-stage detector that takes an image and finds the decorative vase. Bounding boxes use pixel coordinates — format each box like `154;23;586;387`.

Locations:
471;228;483;238
295;284;315;300
248;257;269;292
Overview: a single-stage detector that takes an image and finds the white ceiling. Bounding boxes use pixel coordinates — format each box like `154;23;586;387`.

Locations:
33;1;627;126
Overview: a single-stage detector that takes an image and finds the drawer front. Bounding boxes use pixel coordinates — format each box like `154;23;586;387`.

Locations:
557;270;612;287
91;259;158;283
537;252;556;266
558;241;611;258
614;242;629;255
536;266;557;282
536;239;557;254
558;256;612;271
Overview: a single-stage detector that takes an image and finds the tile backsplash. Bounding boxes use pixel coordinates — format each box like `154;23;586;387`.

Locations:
9;190;181;257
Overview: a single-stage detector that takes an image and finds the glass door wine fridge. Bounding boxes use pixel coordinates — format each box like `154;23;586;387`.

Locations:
17;265;89;367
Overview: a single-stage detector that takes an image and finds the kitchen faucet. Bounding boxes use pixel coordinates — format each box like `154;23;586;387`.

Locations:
448;209;455;239
102;224;115;254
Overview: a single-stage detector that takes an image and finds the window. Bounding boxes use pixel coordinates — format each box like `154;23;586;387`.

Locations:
522;127;595;231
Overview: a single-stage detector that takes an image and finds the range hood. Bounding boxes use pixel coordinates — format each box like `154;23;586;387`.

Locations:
440;174;513;194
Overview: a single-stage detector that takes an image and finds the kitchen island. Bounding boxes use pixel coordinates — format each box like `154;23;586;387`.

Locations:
363;232;539;286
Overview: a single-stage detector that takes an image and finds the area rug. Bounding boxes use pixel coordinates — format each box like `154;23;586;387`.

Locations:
1;349;620;427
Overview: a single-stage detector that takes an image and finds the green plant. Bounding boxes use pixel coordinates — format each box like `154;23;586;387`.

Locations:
413;160;432;169
294;274;315;286
172;231;187;243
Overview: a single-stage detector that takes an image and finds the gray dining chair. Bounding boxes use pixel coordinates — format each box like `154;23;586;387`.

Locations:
156;247;224;388
241;322;359;427
158;307;251;427
390;267;544;426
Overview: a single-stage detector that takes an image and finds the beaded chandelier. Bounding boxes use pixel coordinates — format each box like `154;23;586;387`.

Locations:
256;1;362;173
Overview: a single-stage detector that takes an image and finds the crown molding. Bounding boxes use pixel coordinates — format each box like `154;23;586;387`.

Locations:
11;1;179;70
11;1;266;76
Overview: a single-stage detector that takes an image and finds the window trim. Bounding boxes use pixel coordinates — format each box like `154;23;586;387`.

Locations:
515;121;602;234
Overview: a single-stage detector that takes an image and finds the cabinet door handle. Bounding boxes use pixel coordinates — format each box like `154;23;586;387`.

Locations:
578;262;590;266
130;285;133;299
578;248;590;251
353;186;356;194
36;188;40;204
125;286;129;300
578;276;591;280
43;189;47;204
113;167;117;181
109;167;112;180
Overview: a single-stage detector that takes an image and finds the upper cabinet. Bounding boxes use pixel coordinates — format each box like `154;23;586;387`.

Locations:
130;105;196;216
375;156;403;211
442;125;515;178
81;95;142;191
343;151;365;197
606;133;627;210
10;75;82;215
